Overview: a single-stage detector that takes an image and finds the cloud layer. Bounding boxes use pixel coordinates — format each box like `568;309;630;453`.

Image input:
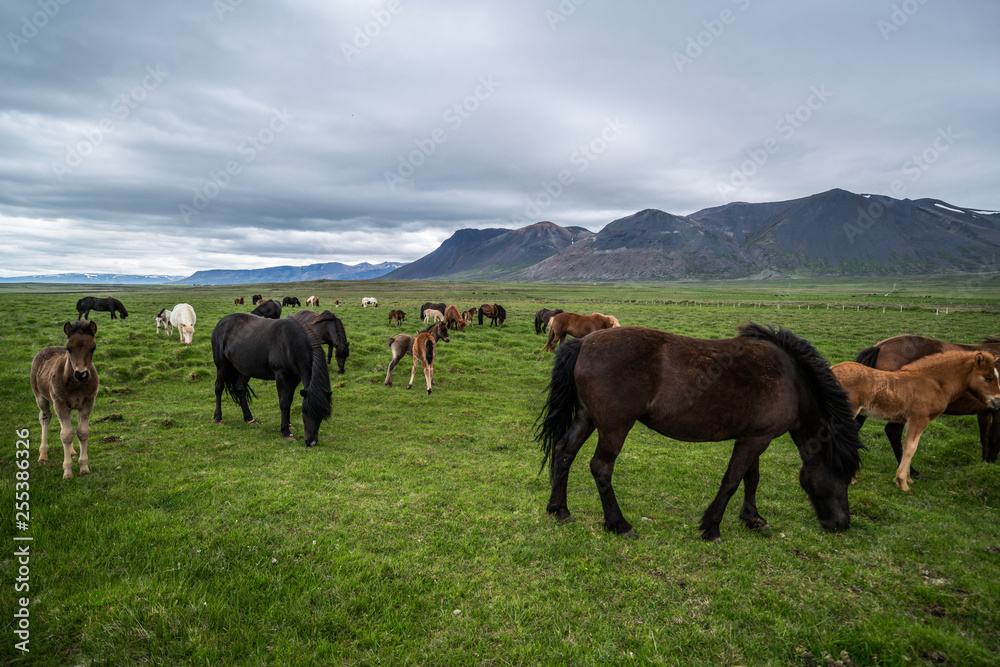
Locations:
2;0;997;276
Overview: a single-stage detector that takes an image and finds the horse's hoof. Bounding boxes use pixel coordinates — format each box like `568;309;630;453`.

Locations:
427;389;432;394
246;419;258;425
80;467;90;475
745;517;768;531
214;419;223;424
621;529;639;539
62;471;73;479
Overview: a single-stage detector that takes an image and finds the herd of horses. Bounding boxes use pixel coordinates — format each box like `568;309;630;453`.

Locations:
30;294;1000;544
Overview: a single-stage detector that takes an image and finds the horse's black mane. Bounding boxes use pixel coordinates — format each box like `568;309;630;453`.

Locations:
737;322;864;479
981;335;1000;344
288;318;333;422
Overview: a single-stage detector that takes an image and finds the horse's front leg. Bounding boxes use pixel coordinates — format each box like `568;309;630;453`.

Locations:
885;421;919;479
547;406;596;524
54;403;77;479
979;411;1000;462
235;375;255;424
36;396;52;463
700;437;771;542
275;375;295;439
589;423;636;537
76;401;94;475
896;418;929;491
737;455;767;530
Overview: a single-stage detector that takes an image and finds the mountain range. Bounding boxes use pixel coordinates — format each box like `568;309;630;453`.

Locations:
174;261;406;285
383;188;1000;281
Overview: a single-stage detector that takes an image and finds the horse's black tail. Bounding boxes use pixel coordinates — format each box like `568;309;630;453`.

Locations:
535;336;584;481
478;308;484;325
737;322;864;480
424;337;435;365
301;326;333;422
212;328;256;406
854;344;880;368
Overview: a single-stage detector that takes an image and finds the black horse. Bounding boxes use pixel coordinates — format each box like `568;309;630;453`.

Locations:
420;302;447;322
282;296;301;308
76;296;128;320
534;308;564;335
211;313;332;446
536;323;864;542
291;309;350;374
251;299;282;319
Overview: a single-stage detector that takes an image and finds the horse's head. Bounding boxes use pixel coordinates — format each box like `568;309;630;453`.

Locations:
967;352;1000;410
64;320;97;383
434;321;450;342
799;460;851;533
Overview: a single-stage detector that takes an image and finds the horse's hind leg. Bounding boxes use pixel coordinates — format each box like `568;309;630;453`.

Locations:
547;405;596;524
423;361;433;394
700;436;771;542
884;422;919;478
590;423;637;537
737;455;767;530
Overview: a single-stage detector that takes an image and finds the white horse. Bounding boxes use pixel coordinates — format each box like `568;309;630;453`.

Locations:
170;303;197;345
423;308;445;324
155;308;173;336
362;297;379;308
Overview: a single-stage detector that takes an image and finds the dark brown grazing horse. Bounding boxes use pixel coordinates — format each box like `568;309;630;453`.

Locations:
543;311;619;352
76;296;128;320
408;321;451;394
290;309;350;374
832;350;1000;492
234;297;244;305
535;308;564;335
478;303;506;327
388;310;405;327
444;305;465;332
31;321;100;478
855;335;1000;465
536;324;863;542
252;294;263;305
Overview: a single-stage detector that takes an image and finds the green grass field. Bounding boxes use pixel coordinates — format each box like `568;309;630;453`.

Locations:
3;277;1000;666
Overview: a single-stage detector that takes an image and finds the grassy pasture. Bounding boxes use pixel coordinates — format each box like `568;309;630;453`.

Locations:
2;277;1000;666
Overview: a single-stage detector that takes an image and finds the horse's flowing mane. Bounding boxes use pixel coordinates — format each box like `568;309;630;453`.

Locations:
291;319;333;422
737;322;864;479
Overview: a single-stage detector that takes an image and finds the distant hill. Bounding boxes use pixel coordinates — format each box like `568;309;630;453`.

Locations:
382;221;593;280
393;189;1000;281
0;273;184;284
176;261;406;285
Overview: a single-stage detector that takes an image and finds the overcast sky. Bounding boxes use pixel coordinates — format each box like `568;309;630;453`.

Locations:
1;0;997;277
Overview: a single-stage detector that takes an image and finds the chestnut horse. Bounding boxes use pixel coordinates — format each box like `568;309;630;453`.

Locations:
536;324;863;542
832;350;1000;491
535;308;564;335
855;335;1000;465
31;321;100;478
408;321;450;394
389;310;405;327
543;311;619;352
444;305;465;332
291;309;350;374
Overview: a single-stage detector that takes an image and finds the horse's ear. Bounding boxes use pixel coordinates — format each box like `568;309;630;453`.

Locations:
975;352;985;366
88;321;98;335
63;321;72;336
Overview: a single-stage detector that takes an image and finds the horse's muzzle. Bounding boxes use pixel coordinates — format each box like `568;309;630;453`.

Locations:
74;370;89;382
989;397;1000;410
